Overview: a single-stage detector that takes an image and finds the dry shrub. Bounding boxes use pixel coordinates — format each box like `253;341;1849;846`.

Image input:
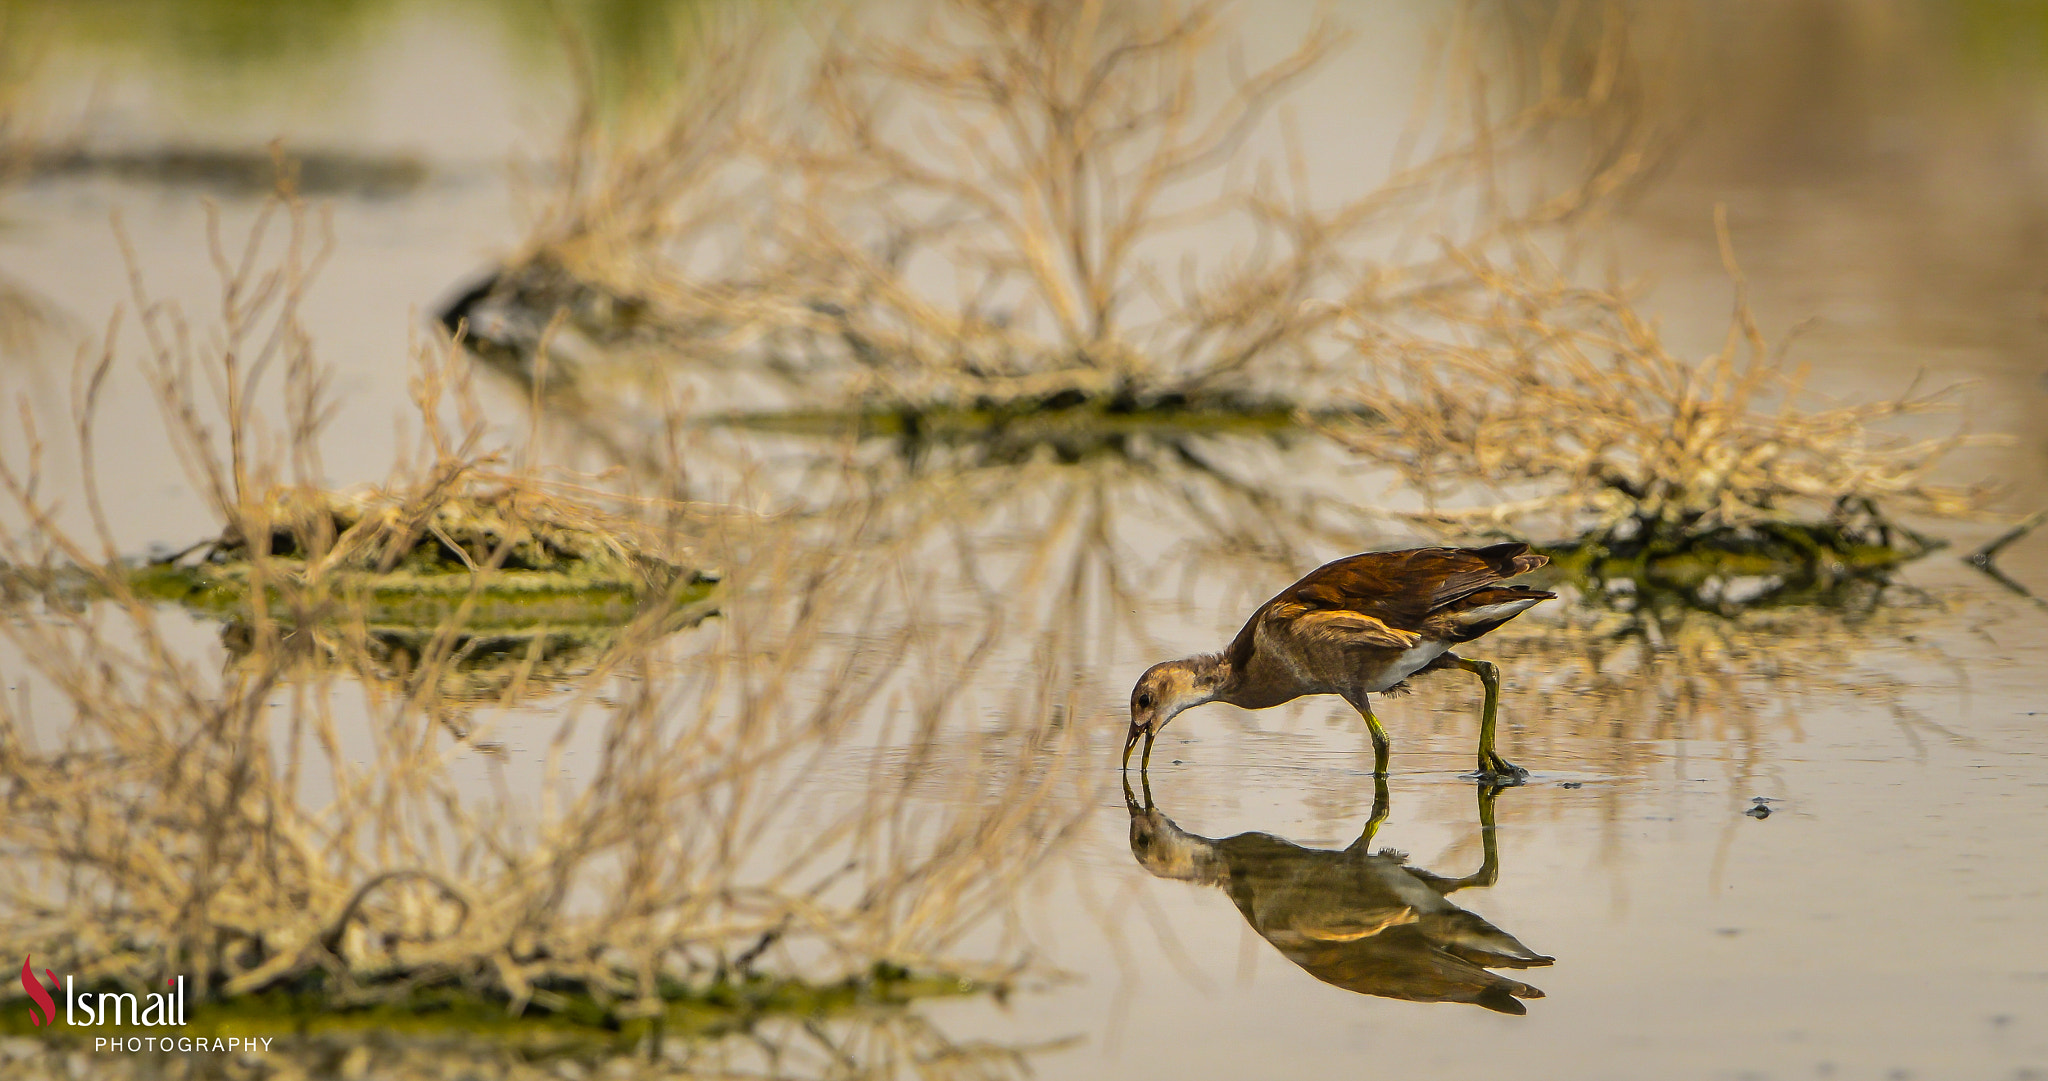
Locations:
0;198;1095;1042
220;620;652;715
454;0;1669;418
192;479;693;594
110;198;711;625
1324;216;1991;574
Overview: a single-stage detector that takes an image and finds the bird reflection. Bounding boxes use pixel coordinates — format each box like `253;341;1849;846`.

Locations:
1127;776;1553;1014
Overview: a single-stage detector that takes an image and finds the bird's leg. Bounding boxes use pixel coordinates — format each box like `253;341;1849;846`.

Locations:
1357;696;1391;778
1453;656;1528;782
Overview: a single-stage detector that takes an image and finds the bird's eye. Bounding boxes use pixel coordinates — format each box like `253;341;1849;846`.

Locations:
1137;692;1154;709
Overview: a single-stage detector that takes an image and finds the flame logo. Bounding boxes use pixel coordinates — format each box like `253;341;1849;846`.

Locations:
20;954;57;1027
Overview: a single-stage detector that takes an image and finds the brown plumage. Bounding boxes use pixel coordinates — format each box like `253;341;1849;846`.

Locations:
1124;542;1555;780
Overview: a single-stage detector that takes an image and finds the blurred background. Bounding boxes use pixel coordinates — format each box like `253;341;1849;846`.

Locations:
2;3;2047;1079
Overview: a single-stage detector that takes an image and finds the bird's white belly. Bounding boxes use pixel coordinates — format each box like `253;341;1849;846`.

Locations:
1365;640;1449;692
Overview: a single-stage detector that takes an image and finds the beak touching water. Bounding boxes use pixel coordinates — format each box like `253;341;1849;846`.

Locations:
1122;718;1153;771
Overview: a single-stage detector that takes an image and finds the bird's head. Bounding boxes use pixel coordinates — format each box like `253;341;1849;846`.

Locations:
1124;656;1222;769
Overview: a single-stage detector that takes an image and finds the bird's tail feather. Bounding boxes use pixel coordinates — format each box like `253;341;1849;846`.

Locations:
1439;586;1555;639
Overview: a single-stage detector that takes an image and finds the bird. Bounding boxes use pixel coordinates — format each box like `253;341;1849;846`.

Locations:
1123;542;1554;781
1125;775;1553;1014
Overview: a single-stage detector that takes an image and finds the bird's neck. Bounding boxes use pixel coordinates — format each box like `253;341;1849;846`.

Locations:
1180;651;1235;706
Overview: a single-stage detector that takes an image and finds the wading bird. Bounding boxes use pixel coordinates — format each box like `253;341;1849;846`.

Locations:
1124;543;1554;781
1126;774;1553;1014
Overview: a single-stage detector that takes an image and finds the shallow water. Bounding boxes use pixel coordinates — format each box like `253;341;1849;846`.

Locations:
3;3;2048;1079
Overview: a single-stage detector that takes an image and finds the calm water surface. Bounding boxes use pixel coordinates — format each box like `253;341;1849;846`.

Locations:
3;4;2047;1078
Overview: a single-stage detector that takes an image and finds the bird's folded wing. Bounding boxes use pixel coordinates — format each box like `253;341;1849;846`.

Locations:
1268;601;1422;650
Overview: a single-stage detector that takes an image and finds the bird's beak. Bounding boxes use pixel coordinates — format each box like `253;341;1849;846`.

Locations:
1123;719;1157;772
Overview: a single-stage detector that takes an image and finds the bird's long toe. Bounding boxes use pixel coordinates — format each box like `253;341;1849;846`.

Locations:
1468;752;1529;785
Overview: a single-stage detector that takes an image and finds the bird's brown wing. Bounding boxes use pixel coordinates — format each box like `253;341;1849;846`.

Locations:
1271;544;1549;622
1276;551;1439;629
1224;544;1551;671
1417;542;1551;611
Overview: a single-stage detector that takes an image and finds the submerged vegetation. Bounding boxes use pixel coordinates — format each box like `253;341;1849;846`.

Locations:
133;478;715;624
0;197;1095;1066
2;962;984;1048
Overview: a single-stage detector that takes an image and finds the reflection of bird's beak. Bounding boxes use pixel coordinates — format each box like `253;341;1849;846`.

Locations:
1123;764;1155;812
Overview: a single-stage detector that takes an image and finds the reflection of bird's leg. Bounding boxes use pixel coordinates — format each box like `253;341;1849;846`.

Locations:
1449;655;1527;781
1472;782;1503;888
1437;783;1506;894
1355;695;1391;777
1350;773;1392;852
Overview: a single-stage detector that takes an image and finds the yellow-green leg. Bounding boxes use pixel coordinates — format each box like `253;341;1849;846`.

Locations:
1359;696;1391;777
1455;657;1527;781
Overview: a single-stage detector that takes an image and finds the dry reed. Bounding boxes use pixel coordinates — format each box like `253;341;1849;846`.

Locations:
0;197;1097;1056
1323;213;1990;578
452;0;1668;423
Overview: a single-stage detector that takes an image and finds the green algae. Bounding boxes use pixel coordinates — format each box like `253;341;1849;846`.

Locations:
113;482;719;632
127;558;715;631
0;964;985;1052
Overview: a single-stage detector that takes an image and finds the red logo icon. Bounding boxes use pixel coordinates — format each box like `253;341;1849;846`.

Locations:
21;954;58;1027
